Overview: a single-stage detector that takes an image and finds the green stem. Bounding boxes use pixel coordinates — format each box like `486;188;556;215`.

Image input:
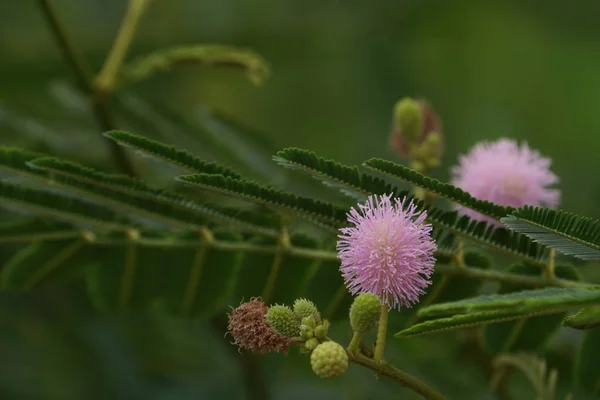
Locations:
37;0;93;92
118;230;139;309
261;227;290;302
543;249;556;279
347;331;363;354
324;284;348;319
373;305;389;362
25;239;86;289
348;351;446;400
0;231;83;243
96;0;150;92
38;0;136;176
180;229;212;314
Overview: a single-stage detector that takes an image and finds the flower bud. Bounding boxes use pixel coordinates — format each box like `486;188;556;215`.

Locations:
393;98;423;144
266;305;299;338
293;298;321;324
314;320;330;340
301;316;316;329
300;324;314;340
305;338;320;352
349;293;382;333
311;341;348;379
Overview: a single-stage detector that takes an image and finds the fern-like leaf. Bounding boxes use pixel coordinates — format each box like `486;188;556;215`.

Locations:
104;131;241;178
177;173;347;232
29;157;279;236
418;287;600;318
364;158;511;220
501;206;600;260
118;45;270;88
273;148;406;200
0;180;135;230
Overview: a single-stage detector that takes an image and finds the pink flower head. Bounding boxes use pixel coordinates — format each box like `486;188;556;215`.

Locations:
451;138;560;225
337;194;437;310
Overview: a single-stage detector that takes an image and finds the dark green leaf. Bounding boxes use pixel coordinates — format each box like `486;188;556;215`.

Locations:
104;131;241;178
575;327;600;395
502;206;600;260
482;263;579;355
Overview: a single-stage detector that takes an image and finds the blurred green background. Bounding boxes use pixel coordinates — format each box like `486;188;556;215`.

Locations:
1;1;600;399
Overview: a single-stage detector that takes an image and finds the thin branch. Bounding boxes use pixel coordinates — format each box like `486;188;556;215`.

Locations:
348;351;446;400
96;0;150;92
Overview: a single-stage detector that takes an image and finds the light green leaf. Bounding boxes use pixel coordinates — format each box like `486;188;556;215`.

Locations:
562;307;600;330
118;45;270;88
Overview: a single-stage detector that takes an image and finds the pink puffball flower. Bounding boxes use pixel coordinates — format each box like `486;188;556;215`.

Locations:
451;138;560;225
337;194;437;310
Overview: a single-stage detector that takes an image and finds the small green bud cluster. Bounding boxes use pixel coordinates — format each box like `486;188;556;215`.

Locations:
390;97;443;171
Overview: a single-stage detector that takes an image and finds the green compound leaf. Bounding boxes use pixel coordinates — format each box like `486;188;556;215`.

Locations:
575;327;600;395
426;208;549;267
104;131;241;178
482;263;580;355
273;148;407;200
1;239;93;290
0;180;136;230
562;307;600;330
418;287;600;318
118;45;270;88
0;218;79;243
501;206;600;260
233;234;321;304
0;147;48;179
363;158;512;220
30;157;279;237
86;229;243;317
177;173;347;232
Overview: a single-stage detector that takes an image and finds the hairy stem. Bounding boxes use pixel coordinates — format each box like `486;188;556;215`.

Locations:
96;0;150;92
348;351;446;400
347;331;363;354
373;305;389;362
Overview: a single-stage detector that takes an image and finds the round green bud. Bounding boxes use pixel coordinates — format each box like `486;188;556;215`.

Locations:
310;341;348;379
293;298;321;324
305;338;319;352
266;305;299;338
349;293;382;333
313;320;329;340
393;98;423;144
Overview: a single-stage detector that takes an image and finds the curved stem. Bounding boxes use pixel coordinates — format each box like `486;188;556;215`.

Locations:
347;332;363;354
96;0;149;92
373;305;389;362
348;351;446;400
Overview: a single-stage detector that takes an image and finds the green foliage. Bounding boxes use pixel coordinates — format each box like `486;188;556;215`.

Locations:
233;234;321;304
418;287;600;318
482;264;580;355
118;45;270;88
0;147;48;178
177;173;347;231
104;131;241;178
562;307;600;330
29;156;280;236
273;147;407;200
0;180;135;230
575;327;600;395
0;219;78;243
502;206;600;260
364;158;511;220
427;208;548;266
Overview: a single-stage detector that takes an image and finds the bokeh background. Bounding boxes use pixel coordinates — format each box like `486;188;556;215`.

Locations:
1;1;600;399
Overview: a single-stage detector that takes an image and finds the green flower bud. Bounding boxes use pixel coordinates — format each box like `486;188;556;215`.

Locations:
314;320;330;340
266;305;299;338
311;341;348;379
349;293;382;333
301;316;316;329
393;98;423;144
293;298;321;324
300;325;314;340
305;338;319;352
